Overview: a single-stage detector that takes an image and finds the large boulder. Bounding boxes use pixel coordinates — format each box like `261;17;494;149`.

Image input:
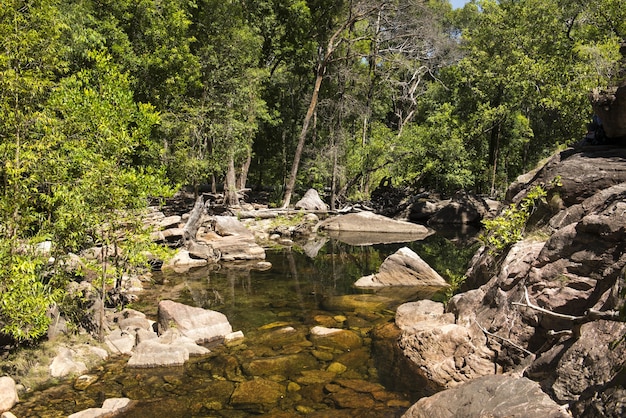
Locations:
402;375;569;418
354;247;449;288
320;212;433;245
294;188;328;211
157;300;233;344
397;301;497;392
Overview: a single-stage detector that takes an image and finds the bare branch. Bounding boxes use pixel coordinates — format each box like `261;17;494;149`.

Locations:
474;319;534;356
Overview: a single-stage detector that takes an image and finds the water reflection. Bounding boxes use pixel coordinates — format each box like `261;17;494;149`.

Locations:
12;233;479;417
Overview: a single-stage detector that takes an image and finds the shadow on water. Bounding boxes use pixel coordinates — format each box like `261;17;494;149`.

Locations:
12;231;479;418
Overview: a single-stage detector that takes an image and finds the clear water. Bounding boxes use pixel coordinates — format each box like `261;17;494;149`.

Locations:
12;233;478;417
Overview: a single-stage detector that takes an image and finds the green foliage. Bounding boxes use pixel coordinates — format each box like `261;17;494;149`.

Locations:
479;185;547;253
0;240;63;342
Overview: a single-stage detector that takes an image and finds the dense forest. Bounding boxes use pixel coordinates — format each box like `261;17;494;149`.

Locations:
0;0;624;344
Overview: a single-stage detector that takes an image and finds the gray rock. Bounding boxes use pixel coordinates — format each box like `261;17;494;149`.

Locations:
158;215;182;229
354;247;449;288
294;188;328;211
213;215;254;237
320;211;430;235
49;347;88;378
127;330;209;368
0;377;18;413
402;375;569;418
157;300;232;344
206;235;266;261
68;398;135;418
161;249;208;273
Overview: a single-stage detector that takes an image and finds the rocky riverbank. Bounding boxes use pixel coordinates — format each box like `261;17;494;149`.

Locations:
390;145;626;417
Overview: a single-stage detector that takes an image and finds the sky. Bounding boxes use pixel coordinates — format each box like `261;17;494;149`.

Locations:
449;0;470;9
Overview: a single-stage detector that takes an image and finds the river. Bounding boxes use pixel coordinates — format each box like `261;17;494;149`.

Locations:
11;231;478;417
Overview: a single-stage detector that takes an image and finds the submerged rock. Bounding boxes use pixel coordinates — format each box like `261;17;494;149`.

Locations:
230;379;286;413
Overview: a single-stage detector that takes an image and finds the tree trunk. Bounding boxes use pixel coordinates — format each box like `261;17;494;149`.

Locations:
238;150;252;190
281;65;325;208
225;154;238;206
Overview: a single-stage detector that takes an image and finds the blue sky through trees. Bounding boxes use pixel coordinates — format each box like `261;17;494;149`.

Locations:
449;0;469;9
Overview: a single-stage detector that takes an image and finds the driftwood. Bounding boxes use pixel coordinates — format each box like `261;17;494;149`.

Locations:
182;196;206;244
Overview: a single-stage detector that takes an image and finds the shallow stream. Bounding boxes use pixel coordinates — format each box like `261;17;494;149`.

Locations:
12;232;477;417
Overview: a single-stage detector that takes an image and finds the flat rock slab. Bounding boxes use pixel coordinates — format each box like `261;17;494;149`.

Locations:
319;212;431;235
402;375;569;418
158;300;232;344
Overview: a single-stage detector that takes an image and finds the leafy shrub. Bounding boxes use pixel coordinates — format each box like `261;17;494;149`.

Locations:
479;185;547;253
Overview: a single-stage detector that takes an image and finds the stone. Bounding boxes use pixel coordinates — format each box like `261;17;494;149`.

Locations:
242;353;317;377
294;188;328;211
104;329;136;355
309;326;362;352
127;328;210;368
207;235;266;261
395;300;455;333
49;347;88;378
158;215;182;230
0;377;18;413
229;379;286;413
354;247;449;288
67;398;135;418
319;212;430;235
321;294;394;312
399;321;497;391
157;299;232;344
402;375;569;418
150;227;184;244
73;374;99;391
213;215;253;237
161;249;208;273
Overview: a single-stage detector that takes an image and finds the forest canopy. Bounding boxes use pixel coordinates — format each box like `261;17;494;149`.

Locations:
0;0;624;341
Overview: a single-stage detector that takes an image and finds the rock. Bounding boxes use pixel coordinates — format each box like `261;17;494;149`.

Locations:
157;300;232;344
0;377;18;413
319;211;430;235
68;398;135;418
354;247;449;288
158;215;182;229
206;235;266;261
49;347;88;378
242;353;317;376
398;310;497;391
230;379;286;413
294;189;328;211
402;375;569;418
309;326;362;352
127;329;210;368
213;215;253;237
395;300;455;333
150;227;185;244
105;329;136;355
161;249;208;273
73;374;99;391
321;294;394;312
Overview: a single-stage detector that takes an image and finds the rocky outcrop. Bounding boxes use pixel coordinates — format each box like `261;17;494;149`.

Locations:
402;375;569;418
399;147;626;416
355;247;449;288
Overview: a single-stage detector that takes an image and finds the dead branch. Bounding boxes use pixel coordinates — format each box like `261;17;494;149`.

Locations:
474;319;534;356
